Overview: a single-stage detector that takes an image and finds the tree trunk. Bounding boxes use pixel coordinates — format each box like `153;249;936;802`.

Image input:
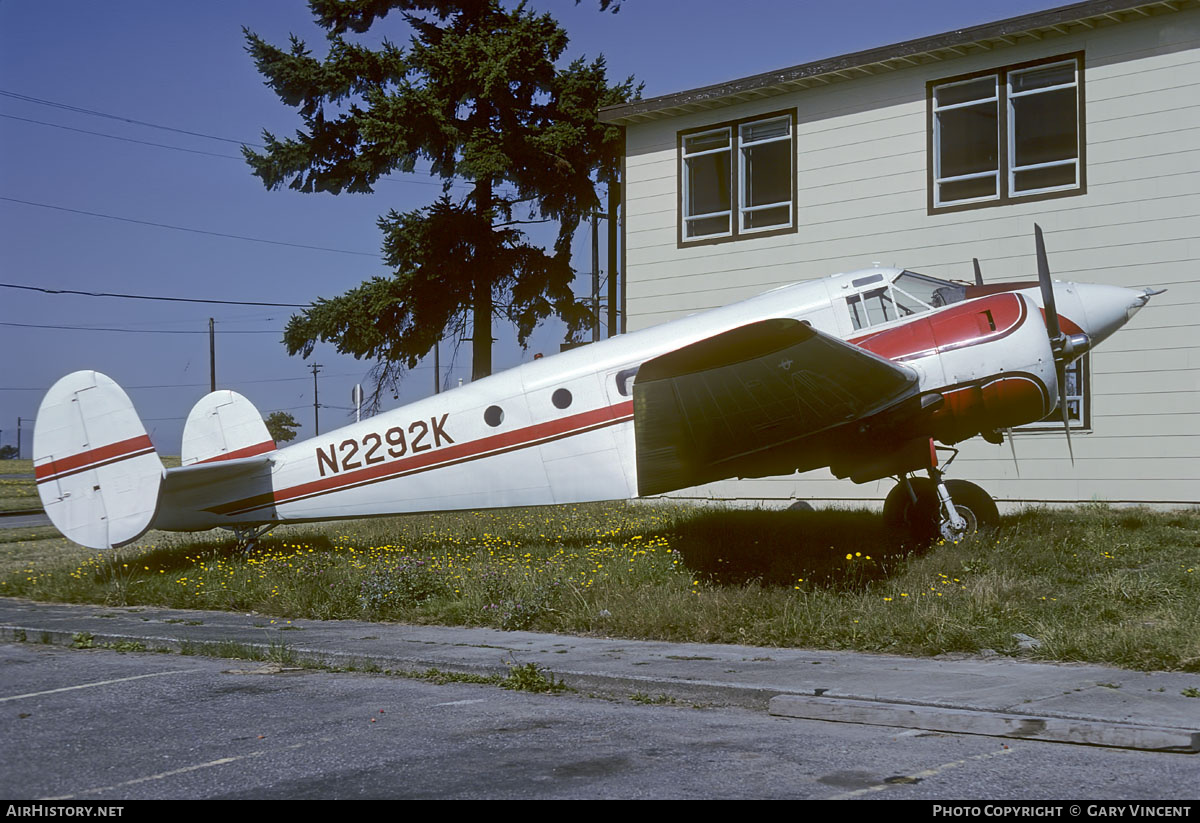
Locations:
472;283;492;381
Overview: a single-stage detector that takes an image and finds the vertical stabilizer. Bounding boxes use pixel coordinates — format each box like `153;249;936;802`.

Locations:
33;371;163;549
181;390;275;466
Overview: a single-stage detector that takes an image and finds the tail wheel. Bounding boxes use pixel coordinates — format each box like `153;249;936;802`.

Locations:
943;479;999;533
882;477;939;546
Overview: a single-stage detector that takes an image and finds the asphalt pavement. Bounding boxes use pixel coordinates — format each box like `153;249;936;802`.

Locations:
1;597;1196;754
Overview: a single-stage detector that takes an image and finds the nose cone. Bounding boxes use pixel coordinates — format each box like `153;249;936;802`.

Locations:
1068;283;1158;348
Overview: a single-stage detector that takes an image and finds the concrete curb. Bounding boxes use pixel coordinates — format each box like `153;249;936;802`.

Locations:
768;695;1200;753
3;599;1199;754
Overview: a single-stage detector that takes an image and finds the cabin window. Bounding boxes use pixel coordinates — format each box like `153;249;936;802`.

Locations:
929;53;1084;212
484;405;504;427
679;111;796;246
551;388;572;409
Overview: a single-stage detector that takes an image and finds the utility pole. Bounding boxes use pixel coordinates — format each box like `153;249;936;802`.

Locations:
433;342;440;395
209;317;216;392
17;417;32;460
591;211;601;342
310;363;323;436
607;178;620;338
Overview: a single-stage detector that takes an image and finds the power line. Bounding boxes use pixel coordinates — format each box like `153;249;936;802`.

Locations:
0;282;307;308
0;321;281;334
0;196;378;257
0;109;483;192
0;90;519;194
1;372;370;392
0;113;244;159
144;404;313;423
0;89;261;147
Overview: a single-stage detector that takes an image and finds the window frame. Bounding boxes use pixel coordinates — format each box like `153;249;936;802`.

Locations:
1017;355;1091;433
678;109;798;247
927;52;1086;215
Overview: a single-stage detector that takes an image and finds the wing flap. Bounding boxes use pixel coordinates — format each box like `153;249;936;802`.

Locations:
633;318;919;496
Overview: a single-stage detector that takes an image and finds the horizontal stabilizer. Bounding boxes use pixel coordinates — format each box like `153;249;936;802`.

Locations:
153;452;277;532
33;371;163;549
182;390;275;466
163;453;276;495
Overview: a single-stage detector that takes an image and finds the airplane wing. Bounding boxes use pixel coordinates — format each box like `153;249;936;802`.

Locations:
633;318;921;496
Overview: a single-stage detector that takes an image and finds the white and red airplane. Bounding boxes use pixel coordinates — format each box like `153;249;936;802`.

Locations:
33;226;1160;550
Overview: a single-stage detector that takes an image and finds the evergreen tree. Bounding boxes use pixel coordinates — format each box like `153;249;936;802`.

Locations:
244;1;636;393
263;411;301;443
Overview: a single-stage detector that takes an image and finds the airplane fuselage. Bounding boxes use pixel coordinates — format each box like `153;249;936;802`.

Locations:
153;267;1148;531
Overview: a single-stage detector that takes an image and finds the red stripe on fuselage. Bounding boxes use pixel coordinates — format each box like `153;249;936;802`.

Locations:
207;399;635;517
34;434;155;484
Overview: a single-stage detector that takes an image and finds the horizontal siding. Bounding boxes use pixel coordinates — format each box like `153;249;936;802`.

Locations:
621;8;1200;504
662;475;1199;505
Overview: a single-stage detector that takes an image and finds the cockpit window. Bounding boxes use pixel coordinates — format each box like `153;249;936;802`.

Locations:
847;270;967;331
848;287;896;329
896;271;967;308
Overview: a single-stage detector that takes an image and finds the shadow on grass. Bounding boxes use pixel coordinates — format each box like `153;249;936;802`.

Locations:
89;533;341;583
672;508;921;590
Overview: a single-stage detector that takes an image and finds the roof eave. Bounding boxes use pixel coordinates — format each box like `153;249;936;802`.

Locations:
599;0;1192;125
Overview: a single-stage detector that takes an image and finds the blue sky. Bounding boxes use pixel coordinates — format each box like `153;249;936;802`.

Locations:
0;0;1070;453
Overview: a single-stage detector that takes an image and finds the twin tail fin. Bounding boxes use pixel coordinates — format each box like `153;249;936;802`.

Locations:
34;371;276;549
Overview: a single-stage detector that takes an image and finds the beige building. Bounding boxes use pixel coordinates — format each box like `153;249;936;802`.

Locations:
599;0;1198;508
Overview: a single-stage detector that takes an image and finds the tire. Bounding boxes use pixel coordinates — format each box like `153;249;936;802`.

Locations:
943;479;999;533
882;477;939;546
883;478;998;547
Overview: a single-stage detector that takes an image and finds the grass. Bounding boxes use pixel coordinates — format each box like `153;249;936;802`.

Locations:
1;501;1198;671
0;460;37;513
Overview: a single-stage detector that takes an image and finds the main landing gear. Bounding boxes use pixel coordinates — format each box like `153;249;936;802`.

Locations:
883;468;999;546
227;524;276;552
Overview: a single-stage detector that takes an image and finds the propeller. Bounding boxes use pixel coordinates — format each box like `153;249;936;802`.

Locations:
973;258;984;287
1033;224;1074;465
1005;427;1020;477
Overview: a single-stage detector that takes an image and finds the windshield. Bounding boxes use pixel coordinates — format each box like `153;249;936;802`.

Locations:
847;270;967;331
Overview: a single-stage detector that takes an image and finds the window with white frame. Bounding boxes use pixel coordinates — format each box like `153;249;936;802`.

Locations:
680;112;795;244
1020;356;1090;431
930;54;1084;211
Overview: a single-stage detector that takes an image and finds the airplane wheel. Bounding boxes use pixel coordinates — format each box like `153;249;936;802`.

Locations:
943;480;999;533
882;478;939;546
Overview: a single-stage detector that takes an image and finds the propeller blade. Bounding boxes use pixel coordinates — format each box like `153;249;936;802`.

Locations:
1034;224;1061;342
1005;427;1020;477
1057;363;1075;466
973;258;984;287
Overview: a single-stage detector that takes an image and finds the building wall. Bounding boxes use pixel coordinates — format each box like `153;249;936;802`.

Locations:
621;9;1199;506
